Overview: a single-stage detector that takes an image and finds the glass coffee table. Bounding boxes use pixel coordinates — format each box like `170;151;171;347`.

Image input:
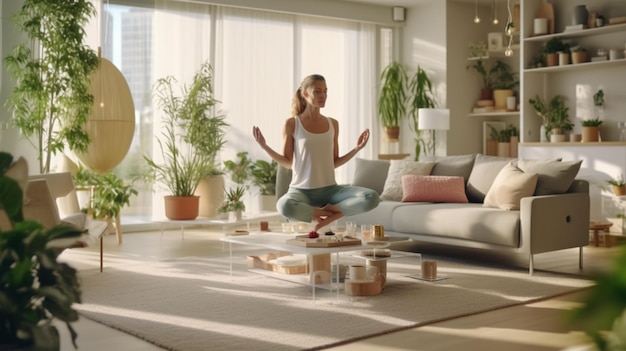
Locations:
220;232;417;299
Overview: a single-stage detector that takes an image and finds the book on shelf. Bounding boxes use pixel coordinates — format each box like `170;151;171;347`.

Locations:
564;24;586;32
472;106;494;114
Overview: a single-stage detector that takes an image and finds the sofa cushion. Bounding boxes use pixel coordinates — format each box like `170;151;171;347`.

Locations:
392;203;521;247
483;163;538;210
420;154;476;185
517;159;582;195
466;154;515;203
401;175;468;203
380;160;436;201
352;158;390;194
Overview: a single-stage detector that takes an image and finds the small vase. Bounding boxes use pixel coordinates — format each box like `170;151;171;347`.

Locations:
573;5;588;26
559;52;570;65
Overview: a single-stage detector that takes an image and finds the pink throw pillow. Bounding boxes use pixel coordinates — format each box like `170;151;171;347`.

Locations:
401;175;468;203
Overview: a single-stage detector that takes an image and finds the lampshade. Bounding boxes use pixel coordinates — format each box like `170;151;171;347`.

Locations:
75;56;135;173
418;108;450;131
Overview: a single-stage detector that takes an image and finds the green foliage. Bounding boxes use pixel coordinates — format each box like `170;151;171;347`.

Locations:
0;153;24;224
73;167;138;219
569;245;626;350
529;94;573;133
4;0;99;174
143;61;221;196
582;118;603;127
594;89;605;108
249;159;277;196
218;186;246;213
488;124;518;142
607;175;626;187
467;58;494;90
0;152;82;350
490;60;519;90
408;66;437;161
544;37;570;54
378;61;408;128
224;152;252;186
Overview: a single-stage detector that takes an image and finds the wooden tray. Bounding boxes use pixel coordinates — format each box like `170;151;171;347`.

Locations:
287;235;361;248
247;254;307;274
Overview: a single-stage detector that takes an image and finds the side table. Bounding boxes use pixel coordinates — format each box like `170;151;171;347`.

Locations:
589;222;613;247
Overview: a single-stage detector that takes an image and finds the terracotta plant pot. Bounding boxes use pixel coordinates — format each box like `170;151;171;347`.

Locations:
384;126;400;141
581;126;599;142
164;195;200;220
497;142;510;157
546;53;559;67
572;51;588;64
613;185;626;196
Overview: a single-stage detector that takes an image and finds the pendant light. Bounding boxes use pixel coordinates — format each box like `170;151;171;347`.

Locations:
76;1;135;173
474;0;481;24
504;0;514;56
492;0;499;25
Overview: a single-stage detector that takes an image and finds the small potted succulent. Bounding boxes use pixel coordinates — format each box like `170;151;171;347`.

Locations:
607;175;626;196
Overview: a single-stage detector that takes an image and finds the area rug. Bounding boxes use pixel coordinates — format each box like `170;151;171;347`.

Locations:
76;252;593;351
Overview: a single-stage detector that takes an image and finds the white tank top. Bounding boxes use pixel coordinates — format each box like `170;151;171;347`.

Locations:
290;116;337;189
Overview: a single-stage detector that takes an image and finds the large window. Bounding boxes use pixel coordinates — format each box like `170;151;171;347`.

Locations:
92;1;377;221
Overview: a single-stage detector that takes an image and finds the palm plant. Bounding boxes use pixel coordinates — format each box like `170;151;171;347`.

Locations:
408;66;437;160
5;0;99;174
378;61;408;129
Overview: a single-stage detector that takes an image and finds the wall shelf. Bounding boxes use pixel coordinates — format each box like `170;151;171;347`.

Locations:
524;23;626;42
468;111;519;118
520;141;626;147
525;58;626;73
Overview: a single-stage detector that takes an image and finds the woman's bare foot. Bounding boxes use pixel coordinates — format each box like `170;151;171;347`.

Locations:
313;204;344;231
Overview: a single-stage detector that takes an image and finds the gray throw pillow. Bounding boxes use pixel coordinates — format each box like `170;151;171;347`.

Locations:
352;158;390;194
466;154;515;203
517;159;583;195
421;154;476;185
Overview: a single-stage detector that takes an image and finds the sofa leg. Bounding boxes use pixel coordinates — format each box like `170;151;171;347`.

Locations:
579;246;583;270
528;254;534;275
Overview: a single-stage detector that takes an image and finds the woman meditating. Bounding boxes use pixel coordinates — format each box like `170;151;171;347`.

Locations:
252;74;380;231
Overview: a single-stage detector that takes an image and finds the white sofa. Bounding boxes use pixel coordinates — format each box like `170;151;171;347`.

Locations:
277;154;590;274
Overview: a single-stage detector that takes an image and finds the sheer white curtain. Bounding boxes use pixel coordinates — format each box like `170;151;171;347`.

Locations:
218;8;377;189
151;0;213;219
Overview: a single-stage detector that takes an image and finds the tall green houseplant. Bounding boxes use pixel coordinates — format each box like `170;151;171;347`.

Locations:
408;65;437;160
378;61;408;140
5;0;99;174
144;61;220;199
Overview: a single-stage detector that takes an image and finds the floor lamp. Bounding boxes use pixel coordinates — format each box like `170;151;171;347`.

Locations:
418;108;450;156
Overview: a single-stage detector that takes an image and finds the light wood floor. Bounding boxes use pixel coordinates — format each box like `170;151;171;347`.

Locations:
56;224;619;351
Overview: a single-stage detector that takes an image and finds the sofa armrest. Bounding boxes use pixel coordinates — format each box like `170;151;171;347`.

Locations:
520;191;590;254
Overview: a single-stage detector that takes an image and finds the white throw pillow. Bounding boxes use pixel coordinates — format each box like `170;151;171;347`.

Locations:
483;163;538;210
380;160;436;201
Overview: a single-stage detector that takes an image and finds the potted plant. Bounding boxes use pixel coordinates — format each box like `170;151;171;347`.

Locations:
467;41;494;100
0;152;83;351
224;151;253;187
378;61;408;140
249;159;278;212
488;124;517;157
529;94;572;142
543;37;569;67
143;61;218;220
219;186;246;221
73;167;138;242
607;175;626;196
5;0;99;174
407;66;437;161
490;60;518;111
179;63;229;218
570;45;588;64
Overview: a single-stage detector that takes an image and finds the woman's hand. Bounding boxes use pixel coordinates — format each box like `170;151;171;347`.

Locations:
356;129;370;150
252;126;266;148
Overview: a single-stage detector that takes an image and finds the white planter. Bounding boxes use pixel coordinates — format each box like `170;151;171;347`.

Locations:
550;134;566;142
195;174;225;218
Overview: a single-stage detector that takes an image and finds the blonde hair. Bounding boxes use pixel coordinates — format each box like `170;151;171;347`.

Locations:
291;74;325;117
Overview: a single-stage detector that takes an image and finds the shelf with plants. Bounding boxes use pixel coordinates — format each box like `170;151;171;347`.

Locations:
524;58;626;73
